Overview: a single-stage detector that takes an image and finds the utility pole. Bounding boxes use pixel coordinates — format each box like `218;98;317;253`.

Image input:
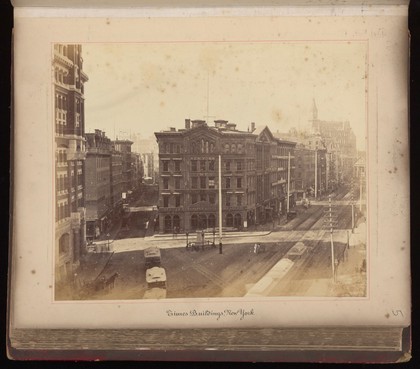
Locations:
324;195;337;282
218;154;222;243
351;177;355;233
314;149;318;199
359;172;363;212
287;151;291;213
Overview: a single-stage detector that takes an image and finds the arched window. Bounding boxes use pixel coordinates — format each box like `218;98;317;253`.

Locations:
164;215;172;233
234;213;242;229
205;141;209;153
224;144;229;153
226;213;233;227
173;215;180;230
231;144;236;153
59;233;70;255
208;214;216;229
191;214;198;230
198;214;207;230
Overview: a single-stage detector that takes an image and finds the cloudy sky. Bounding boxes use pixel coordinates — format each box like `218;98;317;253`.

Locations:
82;41;367;149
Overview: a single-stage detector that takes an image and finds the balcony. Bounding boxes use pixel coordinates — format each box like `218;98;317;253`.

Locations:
67;150;86;161
271;179;286;186
54;50;73;68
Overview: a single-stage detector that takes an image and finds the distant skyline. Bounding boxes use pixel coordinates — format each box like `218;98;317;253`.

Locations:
83;41;367;150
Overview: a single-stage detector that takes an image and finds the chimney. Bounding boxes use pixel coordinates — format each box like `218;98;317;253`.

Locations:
191;119;206;128
214;120;228;130
226;123;237;131
170;127;176;132
185;118;191;129
251;122;256;132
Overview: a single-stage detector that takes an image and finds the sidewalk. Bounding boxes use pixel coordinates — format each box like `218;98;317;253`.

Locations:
152;229;273;241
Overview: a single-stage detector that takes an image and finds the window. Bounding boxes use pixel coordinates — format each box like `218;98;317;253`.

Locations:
163;161;169;172
209;193;215;204
192;177;198;189
176;145;181;154
200;177;206;189
200;193;206;202
224;144;229;153
225;161;231;171
163;196;169;207
226;213;233;227
192;194;198;204
237;144;243;153
191;160;197;171
208;177;215;189
200;160;206;171
236;160;243;171
231;144;236;153
163;178;169;189
175;195;181;207
237;177;242;188
226;195;231;206
225;177;231;189
209;160;215;171
174;161;181;172
175;178;181;189
237;194;242;206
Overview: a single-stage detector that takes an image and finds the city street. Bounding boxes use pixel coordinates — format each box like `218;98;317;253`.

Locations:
60;187;366;301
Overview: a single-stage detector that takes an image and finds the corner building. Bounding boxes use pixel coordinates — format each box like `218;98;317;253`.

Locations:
53;44;88;282
155;120;296;233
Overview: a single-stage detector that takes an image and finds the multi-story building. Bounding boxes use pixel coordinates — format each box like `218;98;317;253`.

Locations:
110;145;123;209
154;120;296;233
274;130;327;199
85;130;112;240
311;100;358;185
114;139;135;197
254;126;296;223
54;44;88;282
141;152;155;183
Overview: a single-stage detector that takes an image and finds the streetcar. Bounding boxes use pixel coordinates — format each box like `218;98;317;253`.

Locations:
146;266;167;289
144;246;161;268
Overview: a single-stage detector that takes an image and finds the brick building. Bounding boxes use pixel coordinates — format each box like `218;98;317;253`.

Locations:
85;130;112;240
54;44;88;282
154;120;296;234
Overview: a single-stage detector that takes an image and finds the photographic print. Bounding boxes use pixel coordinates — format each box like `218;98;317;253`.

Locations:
53;41;367;301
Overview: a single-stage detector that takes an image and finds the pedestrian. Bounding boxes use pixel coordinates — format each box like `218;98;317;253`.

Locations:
219;241;223;254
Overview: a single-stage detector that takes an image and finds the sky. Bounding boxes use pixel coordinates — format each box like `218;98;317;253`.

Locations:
82;41;367;150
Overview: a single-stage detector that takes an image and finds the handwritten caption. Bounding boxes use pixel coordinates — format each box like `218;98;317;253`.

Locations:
166;308;255;321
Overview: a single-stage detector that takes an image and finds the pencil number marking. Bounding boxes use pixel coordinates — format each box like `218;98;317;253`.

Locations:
392;310;404;318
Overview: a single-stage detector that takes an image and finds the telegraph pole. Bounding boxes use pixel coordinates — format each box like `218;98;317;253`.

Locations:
218;154;222;243
324;195;337;282
314;150;318;199
287;151;291;213
351;177;355;233
329;196;335;281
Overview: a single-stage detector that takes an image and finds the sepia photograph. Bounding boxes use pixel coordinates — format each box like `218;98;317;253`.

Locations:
9;5;411;360
53;41;368;301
